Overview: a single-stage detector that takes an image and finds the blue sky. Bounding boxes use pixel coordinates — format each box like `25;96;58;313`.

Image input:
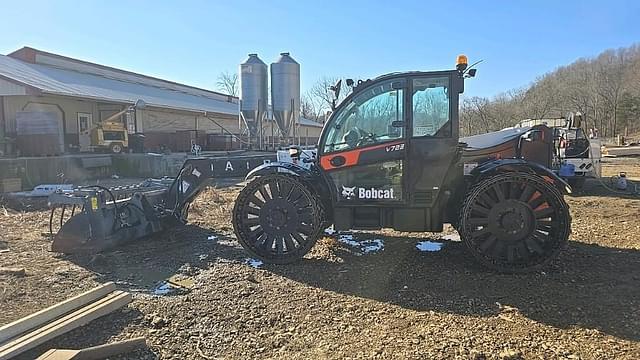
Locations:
1;0;638;98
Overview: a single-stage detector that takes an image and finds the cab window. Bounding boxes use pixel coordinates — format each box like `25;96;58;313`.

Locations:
412;77;451;137
323;80;404;153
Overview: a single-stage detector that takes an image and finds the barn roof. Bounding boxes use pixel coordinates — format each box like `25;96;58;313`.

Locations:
0;47;323;128
0;51;238;115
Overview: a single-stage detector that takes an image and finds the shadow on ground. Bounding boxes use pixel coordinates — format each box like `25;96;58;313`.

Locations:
270;234;640;342
64;225;235;291
569;178;640;199
67;225;640;343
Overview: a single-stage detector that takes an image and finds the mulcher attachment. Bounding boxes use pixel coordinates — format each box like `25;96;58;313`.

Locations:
48;158;216;254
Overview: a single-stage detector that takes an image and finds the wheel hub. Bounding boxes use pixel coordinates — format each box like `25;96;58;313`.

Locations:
260;198;299;236
488;199;535;242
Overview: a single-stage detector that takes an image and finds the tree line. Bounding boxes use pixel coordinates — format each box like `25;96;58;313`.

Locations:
460;44;640;137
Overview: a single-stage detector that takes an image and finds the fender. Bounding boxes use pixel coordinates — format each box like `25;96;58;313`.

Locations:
245;161;313;180
246;161;333;221
471;158;572;194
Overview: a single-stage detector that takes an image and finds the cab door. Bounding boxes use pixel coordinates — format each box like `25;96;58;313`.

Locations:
318;78;407;206
406;74;463;222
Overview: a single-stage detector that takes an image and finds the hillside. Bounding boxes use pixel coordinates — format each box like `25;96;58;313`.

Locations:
461;44;640;137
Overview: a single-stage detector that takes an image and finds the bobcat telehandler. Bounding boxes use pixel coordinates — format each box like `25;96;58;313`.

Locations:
231;55;571;273
47;56;571;273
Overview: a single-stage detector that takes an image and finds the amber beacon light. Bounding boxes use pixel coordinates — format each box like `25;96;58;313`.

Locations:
456;54;468;71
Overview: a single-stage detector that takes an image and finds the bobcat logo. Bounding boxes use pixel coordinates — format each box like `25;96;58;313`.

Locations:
341;186;357;199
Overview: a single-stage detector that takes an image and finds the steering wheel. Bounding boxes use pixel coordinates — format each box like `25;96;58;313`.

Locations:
356;131;376;147
343;127;375;148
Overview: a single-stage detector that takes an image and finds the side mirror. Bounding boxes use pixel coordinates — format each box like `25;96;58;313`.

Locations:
330;79;342;100
329;80;342;111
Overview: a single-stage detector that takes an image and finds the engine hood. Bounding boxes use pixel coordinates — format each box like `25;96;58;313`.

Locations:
460;126;532;150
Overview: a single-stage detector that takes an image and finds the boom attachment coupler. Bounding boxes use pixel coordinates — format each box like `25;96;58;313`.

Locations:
47;158;216;254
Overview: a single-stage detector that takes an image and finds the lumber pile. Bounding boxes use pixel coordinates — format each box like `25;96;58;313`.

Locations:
0;282;132;360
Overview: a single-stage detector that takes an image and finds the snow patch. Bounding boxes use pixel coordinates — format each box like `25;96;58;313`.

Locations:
244;258;264;268
338;234;358;247
207;235;218;241
416;241;444;252
324;226;336;235
361;239;384;254
338;234;384;254
153;282;175;295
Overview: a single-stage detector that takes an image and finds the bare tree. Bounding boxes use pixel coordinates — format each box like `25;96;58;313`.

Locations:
301;94;321;122
216;71;239;97
461;43;640;138
309;76;350;113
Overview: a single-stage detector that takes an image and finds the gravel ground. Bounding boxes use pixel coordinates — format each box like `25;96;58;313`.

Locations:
1;158;639;359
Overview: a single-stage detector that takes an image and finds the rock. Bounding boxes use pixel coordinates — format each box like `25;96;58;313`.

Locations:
469;349;486;360
151;315;169;328
499;349;523;360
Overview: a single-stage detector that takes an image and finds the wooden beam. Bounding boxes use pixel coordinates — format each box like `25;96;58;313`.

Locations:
0;291;131;360
0;282;116;344
35;337;146;360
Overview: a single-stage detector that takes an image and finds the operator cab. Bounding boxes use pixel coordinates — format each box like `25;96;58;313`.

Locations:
316;57;470;231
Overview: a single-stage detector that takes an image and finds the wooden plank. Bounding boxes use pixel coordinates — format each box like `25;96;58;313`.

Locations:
0;292;124;359
34;349;78;360
35;337;146;360
0;291;131;360
0;267;25;276
0;282;116;344
75;337;146;360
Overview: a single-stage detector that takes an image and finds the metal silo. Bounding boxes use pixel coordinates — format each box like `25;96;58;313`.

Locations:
270;52;300;139
239;54;268;137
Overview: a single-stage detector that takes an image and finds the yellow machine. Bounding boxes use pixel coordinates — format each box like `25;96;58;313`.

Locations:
90;121;128;154
88;100;145;153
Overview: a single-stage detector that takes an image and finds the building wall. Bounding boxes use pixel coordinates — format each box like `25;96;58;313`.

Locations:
1;94;323;154
3;94;98;137
0;78;27;96
138;108;237;134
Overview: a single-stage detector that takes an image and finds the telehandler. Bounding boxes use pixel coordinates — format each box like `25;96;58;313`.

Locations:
232;56;571;272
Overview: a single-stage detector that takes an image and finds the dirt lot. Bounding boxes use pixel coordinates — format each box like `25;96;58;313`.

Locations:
1;158;639;359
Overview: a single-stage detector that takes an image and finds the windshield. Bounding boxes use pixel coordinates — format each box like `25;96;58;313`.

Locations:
323;80;404;153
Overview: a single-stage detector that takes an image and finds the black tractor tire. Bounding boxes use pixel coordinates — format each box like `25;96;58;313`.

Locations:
232;174;324;264
459;172;571;273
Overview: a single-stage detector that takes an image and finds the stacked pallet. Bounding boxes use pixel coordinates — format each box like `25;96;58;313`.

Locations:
0;282;131;360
